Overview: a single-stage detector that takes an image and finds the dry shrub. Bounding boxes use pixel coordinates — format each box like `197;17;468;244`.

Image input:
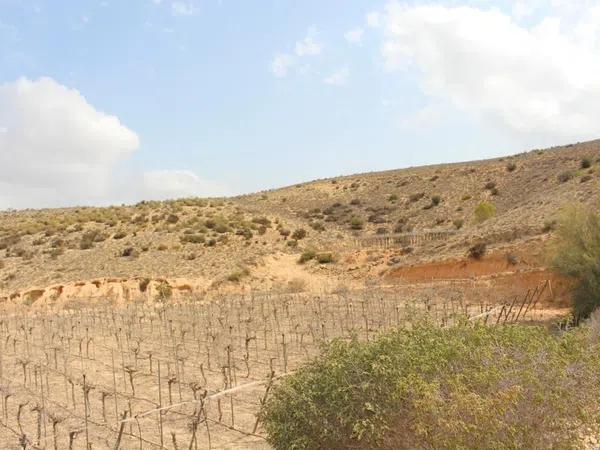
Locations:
468;242;487;259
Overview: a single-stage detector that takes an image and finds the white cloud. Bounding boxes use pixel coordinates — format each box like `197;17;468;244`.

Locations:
323;67;349;86
271;53;295;78
366;11;380;27
0;77;139;208
399;104;445;130
379;3;600;145
141;170;225;200
344;27;364;44
512;1;537;19
295;26;323;56
171;1;197;16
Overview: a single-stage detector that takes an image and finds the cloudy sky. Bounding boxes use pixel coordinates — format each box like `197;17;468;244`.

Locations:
1;0;600;209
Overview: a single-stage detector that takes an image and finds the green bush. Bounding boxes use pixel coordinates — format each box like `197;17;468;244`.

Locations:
430;195;441;206
506;162;517;172
316;253;334;264
474;202;496;222
261;323;600;450
581;157;592;169
298;249;316;264
549;202;600;319
350;216;364;230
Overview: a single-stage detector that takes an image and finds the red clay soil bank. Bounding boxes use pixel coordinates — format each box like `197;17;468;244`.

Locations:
386;253;573;307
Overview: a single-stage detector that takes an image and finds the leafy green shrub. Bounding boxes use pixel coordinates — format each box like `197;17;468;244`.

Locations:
298;249;316;264
316;253;334;264
581;157;592;169
474;202;496;222
430;195;441;206
549;202;600;319
388;194;398;202
350;216;364;230
261;323;600;450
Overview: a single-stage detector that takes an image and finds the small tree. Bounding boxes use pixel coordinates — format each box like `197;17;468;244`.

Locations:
549;202;600;319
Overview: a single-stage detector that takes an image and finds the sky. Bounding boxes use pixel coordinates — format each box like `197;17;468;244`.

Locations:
1;0;600;209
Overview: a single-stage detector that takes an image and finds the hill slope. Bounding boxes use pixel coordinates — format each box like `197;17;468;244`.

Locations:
1;140;598;306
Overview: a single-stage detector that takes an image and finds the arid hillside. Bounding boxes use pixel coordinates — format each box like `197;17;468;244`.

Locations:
1;139;599;307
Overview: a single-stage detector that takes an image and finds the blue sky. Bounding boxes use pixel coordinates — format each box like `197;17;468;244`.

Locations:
1;0;599;208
